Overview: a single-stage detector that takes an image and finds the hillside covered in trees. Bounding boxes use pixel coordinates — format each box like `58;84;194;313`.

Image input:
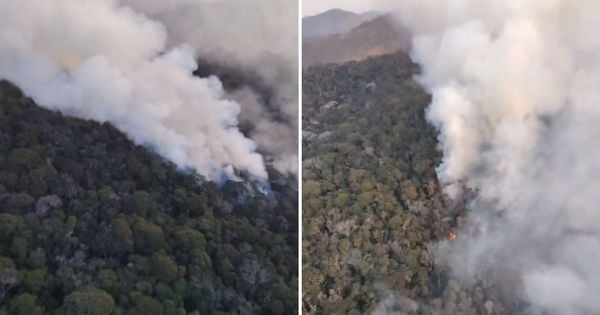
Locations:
0;80;297;315
302;53;518;314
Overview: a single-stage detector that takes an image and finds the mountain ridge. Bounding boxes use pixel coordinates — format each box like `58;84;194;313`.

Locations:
303;14;412;68
302;9;383;38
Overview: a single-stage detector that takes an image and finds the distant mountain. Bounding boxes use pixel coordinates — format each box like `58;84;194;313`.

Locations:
302;9;382;38
303;14;411;68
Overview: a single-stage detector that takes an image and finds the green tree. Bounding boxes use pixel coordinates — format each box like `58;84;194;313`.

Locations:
0;213;24;241
0;256;17;304
10;236;28;264
151;251;178;283
97;269;118;291
303;181;322;198
112;217;134;254
21;268;46;294
333;192;350;207
27;248;47;269
125;191;156;217
63;287;115;315
8;293;44;315
174;190;207;217
174;228;206;251
7;148;41;170
6;193;35;212
126;295;164;315
269;299;285;315
132;219;165;254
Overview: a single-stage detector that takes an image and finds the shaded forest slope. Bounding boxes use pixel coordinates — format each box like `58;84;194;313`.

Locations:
0;80;297;315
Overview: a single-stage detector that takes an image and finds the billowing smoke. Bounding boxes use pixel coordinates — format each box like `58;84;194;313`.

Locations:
391;0;600;313
122;0;299;175
0;0;297;182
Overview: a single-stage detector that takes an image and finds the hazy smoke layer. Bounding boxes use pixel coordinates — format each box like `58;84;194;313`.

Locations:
395;1;600;314
0;0;297;181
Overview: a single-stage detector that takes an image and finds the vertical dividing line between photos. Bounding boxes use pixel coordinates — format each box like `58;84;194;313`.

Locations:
297;0;303;312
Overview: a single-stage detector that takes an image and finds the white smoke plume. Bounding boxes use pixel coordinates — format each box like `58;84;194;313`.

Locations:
391;0;600;313
123;0;299;175
0;0;297;181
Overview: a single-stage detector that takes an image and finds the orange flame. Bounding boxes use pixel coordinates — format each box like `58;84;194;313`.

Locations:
449;231;457;241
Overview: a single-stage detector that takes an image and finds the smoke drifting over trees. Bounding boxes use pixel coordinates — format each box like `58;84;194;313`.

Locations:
124;0;299;175
391;1;600;313
0;0;297;182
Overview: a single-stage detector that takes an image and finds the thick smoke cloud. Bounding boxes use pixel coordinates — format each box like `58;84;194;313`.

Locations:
0;0;297;181
392;0;600;313
123;0;299;175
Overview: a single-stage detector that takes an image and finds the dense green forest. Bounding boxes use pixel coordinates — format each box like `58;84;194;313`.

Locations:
0;80;297;315
302;53;516;314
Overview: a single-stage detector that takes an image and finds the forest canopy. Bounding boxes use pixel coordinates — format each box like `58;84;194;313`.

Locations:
302;53;514;314
0;80;298;315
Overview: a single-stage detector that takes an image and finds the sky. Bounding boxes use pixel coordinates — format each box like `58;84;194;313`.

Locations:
302;0;395;16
